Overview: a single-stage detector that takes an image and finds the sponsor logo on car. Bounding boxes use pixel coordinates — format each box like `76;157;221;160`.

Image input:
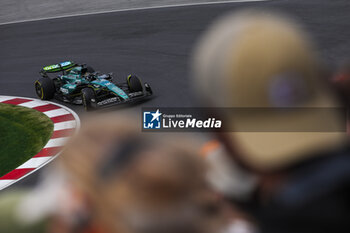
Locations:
60;61;72;67
128;91;143;97
97;97;119;106
60;87;69;94
44;64;60;71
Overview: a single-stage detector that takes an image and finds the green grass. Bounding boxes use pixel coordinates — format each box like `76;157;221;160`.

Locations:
0;103;53;177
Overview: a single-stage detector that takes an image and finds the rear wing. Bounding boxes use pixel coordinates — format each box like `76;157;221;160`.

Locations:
40;61;76;77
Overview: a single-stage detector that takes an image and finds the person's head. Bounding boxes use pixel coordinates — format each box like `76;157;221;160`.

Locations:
59;113;226;233
192;10;348;174
69;66;82;76
81;65;95;76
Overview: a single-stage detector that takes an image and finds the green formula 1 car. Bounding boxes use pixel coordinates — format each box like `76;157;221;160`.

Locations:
35;61;152;111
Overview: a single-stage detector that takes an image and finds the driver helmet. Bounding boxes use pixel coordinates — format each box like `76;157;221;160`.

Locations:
69;67;82;76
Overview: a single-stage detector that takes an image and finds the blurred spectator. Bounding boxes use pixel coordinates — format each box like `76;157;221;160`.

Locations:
60;113;227;233
332;61;350;105
192;10;350;233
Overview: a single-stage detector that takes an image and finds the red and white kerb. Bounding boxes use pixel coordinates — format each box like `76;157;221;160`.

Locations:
0;96;80;190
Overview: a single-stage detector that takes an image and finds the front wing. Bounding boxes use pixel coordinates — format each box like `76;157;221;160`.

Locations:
93;91;151;108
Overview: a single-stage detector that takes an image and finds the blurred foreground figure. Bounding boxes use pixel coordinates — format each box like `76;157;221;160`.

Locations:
57;113;226;233
193;10;350;233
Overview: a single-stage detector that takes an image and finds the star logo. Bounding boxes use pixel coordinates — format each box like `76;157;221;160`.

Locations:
151;109;162;122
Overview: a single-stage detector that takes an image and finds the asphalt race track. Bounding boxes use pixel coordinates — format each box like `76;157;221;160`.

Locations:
0;0;349;187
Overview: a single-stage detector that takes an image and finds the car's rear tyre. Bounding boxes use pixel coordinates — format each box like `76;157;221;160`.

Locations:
127;75;143;92
35;78;55;100
82;88;96;111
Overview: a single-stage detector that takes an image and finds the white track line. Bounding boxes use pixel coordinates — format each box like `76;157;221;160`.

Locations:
53;120;77;131
17;157;52;169
44;137;69;148
0;96;16;102
19;101;48;108
44;109;70;118
0;180;12;186
0;0;270;26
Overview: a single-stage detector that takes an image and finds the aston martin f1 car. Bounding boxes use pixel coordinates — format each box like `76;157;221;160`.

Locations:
35;61;152;111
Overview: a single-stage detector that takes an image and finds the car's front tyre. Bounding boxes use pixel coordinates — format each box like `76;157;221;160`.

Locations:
127;75;143;92
82;88;96;111
35;78;55;100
